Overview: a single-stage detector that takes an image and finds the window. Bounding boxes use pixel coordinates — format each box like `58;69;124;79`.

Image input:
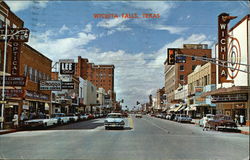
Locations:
192;56;195;60
24;65;28;76
34;69;38;82
180;75;184;81
29;67;32;80
203;55;207;61
180;65;184;71
192;65;196;70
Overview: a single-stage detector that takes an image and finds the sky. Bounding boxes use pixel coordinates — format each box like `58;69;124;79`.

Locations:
5;1;250;109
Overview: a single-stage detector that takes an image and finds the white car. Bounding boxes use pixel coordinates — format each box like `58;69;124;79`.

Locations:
24;116;58;128
104;113;125;130
65;114;79;122
52;113;70;124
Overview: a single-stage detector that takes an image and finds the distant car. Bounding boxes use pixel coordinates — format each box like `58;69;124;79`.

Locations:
199;114;215;127
80;114;89;120
135;113;142;118
122;112;129;118
177;114;192;123
52;113;70;124
104;113;125;130
66;114;79;122
24;116;58;128
208;114;237;131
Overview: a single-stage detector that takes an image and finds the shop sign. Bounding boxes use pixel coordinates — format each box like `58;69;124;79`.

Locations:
11;42;21;76
25;90;49;101
0;28;30;42
218;13;236;83
22;100;29;110
39;80;62;91
0;89;24;98
61;81;74;89
211;94;248;103
0;76;26;86
195;86;203;93
59;59;75;75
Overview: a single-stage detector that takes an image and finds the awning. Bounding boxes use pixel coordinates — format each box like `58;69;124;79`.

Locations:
189;106;197;111
173;105;183;112
177;105;187;112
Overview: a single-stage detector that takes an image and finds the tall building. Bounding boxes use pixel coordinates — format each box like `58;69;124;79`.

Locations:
164;44;212;106
76;56;115;93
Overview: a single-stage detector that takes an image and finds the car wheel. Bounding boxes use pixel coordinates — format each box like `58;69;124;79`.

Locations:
105;126;109;130
44;123;47;128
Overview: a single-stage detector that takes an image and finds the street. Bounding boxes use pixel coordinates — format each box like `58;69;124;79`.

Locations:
0;115;249;160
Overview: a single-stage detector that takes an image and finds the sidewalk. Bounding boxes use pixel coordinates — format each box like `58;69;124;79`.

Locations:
0;128;19;135
191;118;250;135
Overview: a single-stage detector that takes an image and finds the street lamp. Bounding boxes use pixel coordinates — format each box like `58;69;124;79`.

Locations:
0;24;29;129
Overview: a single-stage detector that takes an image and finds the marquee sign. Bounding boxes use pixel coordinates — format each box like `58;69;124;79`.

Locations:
211;94;248;103
11;42;21;76
59;59;75;75
218;13;237;83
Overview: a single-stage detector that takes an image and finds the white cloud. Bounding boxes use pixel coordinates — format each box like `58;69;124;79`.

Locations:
83;23;92;33
97;18;127;28
130;1;175;15
5;1;48;12
59;25;70;34
150;24;188;34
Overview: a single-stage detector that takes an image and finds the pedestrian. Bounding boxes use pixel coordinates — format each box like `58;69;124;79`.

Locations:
239;115;244;127
12;113;18;129
234;114;239;125
203;116;208;131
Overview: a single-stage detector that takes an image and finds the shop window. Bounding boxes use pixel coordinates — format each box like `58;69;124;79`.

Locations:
24;65;28;76
192;56;195;60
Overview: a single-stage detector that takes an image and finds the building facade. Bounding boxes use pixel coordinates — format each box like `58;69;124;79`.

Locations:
164;44;212;107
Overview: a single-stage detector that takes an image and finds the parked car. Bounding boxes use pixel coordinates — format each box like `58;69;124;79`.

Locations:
207;114;237;131
170;114;176;120
52;113;70;124
80;114;89;120
174;114;180;121
199;114;215;127
135;113;142;118
104;113;125;130
177;114;192;123
24;116;58;128
66;113;79;122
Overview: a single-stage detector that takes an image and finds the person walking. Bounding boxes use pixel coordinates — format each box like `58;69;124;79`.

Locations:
203;116;208;131
12;113;18;129
240;115;244;127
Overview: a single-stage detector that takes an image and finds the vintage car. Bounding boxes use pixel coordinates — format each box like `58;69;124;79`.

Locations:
199;114;214;127
52;113;70;124
24;116;58;128
104;113;125;130
135;113;142;118
65;113;79;122
177;114;192;123
207;114;237;131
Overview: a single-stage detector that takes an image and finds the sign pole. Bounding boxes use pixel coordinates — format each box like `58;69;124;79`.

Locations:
1;23;8;129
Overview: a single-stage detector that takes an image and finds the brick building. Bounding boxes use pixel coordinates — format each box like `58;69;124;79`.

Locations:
76;56;115;93
164;44;212;106
0;1;52;128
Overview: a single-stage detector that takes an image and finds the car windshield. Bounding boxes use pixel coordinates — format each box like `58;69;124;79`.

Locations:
107;114;122;118
1;1;249;160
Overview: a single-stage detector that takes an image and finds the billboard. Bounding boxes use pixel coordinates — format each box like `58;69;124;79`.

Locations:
39;80;62;91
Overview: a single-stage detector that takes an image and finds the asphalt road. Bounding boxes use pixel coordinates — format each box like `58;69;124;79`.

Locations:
0;115;249;160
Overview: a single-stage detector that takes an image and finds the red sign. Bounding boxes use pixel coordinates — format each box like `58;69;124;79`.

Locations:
218;13;236;83
11;42;21;76
0;89;24;98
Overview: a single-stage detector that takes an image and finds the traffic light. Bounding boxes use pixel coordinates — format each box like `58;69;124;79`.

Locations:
136;101;140;105
167;48;176;65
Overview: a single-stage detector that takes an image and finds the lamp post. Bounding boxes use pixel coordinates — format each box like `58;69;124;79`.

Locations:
0;26;29;129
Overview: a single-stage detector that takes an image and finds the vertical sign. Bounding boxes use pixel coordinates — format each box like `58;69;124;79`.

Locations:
218;13;236;83
59;59;75;74
11;42;21;76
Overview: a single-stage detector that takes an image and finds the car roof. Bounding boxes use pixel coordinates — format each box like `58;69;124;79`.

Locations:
108;113;122;115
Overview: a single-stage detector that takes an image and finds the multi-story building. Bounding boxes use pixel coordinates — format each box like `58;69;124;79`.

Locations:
76;56;114;93
204;14;250;126
187;62;216;118
164;44;212;107
0;1;52;129
156;87;165;111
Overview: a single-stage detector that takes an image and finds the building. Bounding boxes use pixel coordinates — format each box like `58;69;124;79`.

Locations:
76;56;115;93
156;87;165;112
204;14;250;126
164;44;212;107
187;62;216;118
0;1;52;128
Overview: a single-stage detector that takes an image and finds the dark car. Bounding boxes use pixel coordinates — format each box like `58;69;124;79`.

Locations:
207;114;237;131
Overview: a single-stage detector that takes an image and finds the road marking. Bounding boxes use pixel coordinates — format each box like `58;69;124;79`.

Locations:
128;116;134;129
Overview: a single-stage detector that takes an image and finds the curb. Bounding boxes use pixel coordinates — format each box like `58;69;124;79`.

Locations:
0;129;23;135
241;130;250;135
